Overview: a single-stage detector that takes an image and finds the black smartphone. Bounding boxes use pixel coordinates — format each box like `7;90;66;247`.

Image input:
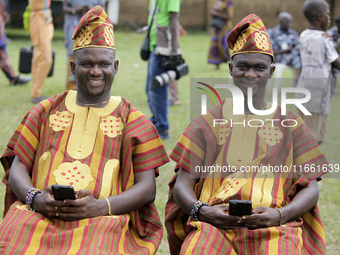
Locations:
52;184;76;201
229;200;252;216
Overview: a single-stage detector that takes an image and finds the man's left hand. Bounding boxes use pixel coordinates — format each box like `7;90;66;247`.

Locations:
55;189;107;221
238;206;281;229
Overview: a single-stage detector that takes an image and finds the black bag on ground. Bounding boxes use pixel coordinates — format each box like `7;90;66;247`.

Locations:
19;46;55;77
210;17;225;30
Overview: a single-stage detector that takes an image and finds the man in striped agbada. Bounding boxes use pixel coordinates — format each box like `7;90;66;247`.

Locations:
0;6;169;254
165;13;329;255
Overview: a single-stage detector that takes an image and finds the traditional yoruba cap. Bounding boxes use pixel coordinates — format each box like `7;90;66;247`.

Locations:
227;14;274;61
72;5;115;52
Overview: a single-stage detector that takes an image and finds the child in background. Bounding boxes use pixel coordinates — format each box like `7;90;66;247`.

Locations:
296;0;340;144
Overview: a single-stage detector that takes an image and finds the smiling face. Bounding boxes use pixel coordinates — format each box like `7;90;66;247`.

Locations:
229;53;275;103
71;47;119;103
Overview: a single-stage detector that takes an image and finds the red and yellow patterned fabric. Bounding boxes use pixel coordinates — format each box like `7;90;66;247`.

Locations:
227;14;274;60
165;98;328;255
0;90;169;254
72;5;115;52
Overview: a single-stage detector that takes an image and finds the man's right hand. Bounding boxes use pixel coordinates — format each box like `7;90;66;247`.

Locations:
198;204;246;230
32;186;69;219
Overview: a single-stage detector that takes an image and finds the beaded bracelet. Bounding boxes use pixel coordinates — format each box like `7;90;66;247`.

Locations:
26;188;42;212
191;201;210;221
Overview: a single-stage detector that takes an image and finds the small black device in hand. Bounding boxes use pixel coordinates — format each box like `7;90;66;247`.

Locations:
229;200;252;216
52;184;76;201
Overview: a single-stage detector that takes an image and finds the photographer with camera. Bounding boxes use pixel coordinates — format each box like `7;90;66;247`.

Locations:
146;0;186;140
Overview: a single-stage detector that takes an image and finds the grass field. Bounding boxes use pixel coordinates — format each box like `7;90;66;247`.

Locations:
0;29;339;254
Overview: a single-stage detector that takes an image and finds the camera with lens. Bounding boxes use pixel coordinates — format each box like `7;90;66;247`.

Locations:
153;54;189;86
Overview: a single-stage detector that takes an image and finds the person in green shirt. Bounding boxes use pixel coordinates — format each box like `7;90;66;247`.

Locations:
146;0;181;139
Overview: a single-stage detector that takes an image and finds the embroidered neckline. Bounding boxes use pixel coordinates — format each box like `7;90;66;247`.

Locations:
65;90;121;117
65;90;122;159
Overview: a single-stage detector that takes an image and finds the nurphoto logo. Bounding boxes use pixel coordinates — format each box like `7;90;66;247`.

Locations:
197;82;311;116
195;81;311;128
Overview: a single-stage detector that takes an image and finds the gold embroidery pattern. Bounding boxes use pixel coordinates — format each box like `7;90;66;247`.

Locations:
65;91;122;160
234;32;247;52
215;173;248;201
52;161;94;191
98;159;120;199
258;124;283;146
37;152;51;190
254;31;270;51
100;116;124;138
104;26;115;46
49;111;73;131
76;26;93;47
251;170;275;209
218;123;231;145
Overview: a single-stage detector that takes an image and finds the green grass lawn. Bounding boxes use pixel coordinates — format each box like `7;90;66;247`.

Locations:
0;29;340;254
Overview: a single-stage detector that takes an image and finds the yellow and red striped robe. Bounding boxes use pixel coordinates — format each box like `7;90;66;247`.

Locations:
0;90;169;254
165;99;328;255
